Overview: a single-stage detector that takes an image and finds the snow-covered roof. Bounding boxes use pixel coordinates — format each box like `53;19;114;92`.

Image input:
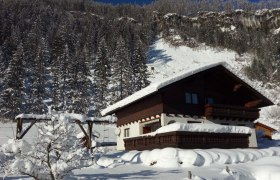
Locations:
16;113;117;123
101;62;273;116
255;118;279;131
15;114;51;120
142;122;252;136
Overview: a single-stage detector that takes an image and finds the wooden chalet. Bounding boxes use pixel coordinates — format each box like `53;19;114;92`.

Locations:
255;121;278;139
101;62;274;150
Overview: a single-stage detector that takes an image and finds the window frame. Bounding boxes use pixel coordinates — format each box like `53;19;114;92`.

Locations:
185;92;199;104
205;97;214;104
124;128;130;137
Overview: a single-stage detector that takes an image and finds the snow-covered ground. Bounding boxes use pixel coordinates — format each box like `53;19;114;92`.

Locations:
73;148;280;180
2;146;280;180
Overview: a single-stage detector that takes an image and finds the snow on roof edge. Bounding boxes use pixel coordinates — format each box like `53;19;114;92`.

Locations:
15;113;117;123
101;61;274;116
255;118;279;131
141;122;252;136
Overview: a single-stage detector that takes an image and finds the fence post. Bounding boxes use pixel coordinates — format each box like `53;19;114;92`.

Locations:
187;171;192;179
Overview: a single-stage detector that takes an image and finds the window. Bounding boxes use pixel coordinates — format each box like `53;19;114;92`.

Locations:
185;93;198;104
205;97;214;104
124;128;130;137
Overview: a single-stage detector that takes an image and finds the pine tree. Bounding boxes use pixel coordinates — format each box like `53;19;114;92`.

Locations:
131;38;150;91
1;43;24;119
0;46;4;87
30;37;49;114
93;38;110;114
51;25;67;111
71;46;91;114
23;20;42;113
110;37;133;103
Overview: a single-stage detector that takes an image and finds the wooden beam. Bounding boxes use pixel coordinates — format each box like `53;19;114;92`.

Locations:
16;120;37;139
245;99;263;108
16;118;23;138
75;120;91;149
233;84;242;92
87;121;94;150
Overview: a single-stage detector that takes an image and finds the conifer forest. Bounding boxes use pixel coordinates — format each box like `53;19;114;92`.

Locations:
1;0;280;120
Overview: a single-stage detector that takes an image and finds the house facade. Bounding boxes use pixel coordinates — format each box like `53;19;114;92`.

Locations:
102;63;273;150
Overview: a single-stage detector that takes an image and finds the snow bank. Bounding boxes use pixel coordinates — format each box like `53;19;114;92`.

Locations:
120;147;280;169
144;122;252;136
2;139;31;155
96;157;114;168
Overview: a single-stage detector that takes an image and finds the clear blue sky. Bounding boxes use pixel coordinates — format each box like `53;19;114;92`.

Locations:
96;0;260;6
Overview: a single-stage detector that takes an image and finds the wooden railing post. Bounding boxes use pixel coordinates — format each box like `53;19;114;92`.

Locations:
16;118;22;139
75;120;90;150
87;121;93;151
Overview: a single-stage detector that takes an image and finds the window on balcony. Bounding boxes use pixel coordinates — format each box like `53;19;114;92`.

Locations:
205;97;214;104
124;128;130;137
185;92;198;104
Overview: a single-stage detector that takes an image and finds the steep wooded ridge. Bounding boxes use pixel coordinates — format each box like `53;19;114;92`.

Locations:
0;0;153;120
155;9;280;84
0;0;280;121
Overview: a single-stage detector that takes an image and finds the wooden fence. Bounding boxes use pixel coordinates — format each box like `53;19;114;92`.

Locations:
124;131;250;150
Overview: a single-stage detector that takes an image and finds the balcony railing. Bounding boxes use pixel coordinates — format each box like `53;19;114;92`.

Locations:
205;104;260;121
124;131;250;151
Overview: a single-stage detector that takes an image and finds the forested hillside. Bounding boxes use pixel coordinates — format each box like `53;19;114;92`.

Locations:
1;0;280;121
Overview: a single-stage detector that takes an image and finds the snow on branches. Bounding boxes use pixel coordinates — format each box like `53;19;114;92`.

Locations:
3;119;93;180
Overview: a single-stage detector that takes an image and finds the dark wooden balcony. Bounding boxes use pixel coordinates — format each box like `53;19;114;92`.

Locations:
124;131;250;151
205;104;260;121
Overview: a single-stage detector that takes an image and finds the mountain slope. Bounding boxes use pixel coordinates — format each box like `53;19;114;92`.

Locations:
147;37;280;127
147;37;246;83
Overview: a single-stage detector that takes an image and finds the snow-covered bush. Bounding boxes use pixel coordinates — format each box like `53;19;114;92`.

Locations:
0;148;9;173
6;119;92;180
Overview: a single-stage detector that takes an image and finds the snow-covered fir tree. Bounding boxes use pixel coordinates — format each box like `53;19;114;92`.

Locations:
51;26;67;111
71;46;92;114
23;21;42;113
110;37;133;103
93;38;110;114
131;38;150;91
30;37;49;114
1;43;24;118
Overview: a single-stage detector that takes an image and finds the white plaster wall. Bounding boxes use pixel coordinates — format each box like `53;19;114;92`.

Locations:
160;113;206;126
117;121;141;151
248;128;258;148
208;119;253;127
